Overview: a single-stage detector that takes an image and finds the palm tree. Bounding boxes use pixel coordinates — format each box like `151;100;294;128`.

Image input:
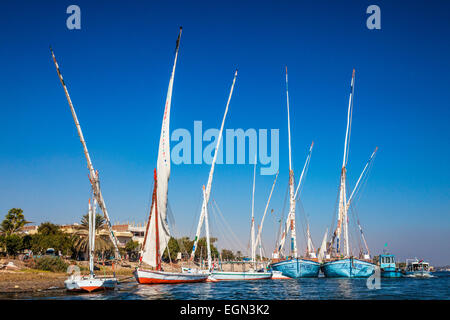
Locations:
73;212;113;260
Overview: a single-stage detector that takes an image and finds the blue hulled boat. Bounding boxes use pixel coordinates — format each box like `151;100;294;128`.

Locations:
379;254;402;278
271;258;320;278
322;257;375;278
320;70;378;279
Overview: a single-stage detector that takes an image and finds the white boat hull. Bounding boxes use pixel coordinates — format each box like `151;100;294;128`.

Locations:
209;271;272;281
270;270;292;279
134;268;208;284
64;277;117;292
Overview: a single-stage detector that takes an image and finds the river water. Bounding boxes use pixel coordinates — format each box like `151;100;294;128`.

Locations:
1;272;449;300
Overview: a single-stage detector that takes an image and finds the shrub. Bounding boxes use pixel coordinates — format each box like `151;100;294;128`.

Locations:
33;256;68;272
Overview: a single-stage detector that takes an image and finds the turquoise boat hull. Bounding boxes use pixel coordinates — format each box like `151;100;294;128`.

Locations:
381;267;403;278
270;258;320;278
322;258;375;278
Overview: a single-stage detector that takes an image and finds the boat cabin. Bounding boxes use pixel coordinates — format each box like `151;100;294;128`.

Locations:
379;254;396;269
406;260;429;272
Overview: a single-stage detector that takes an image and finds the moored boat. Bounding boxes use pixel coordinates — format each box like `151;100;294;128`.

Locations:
379;254;403;278
65;276;117;292
320;70;377;278
268;68;319;279
322;257;374;278
209;270;272;281
135;269;207;284
50;52;119;292
271;258;320;278
135;27;207;285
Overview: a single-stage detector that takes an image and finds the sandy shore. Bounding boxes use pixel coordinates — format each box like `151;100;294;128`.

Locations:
0;259;135;293
0;259;260;293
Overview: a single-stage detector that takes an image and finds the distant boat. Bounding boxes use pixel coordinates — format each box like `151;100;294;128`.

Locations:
403;258;432;278
379;254;403;278
134;27;208;285
269;67;320;278
321;70;377;278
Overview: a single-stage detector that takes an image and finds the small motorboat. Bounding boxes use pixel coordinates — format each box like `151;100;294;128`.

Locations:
403;258;433;278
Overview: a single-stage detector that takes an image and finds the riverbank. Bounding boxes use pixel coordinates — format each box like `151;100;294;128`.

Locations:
0;259;135;293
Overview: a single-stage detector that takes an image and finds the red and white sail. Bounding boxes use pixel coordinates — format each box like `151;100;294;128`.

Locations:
141;27;182;267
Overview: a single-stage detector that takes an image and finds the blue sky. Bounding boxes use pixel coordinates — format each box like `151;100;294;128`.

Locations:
0;0;449;265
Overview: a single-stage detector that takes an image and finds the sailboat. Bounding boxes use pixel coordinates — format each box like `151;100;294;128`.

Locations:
185;69;237;278
269;67;321;278
321;69;377;278
208;159;273;281
65;198;118;292
134;27;208;284
50;48;122;261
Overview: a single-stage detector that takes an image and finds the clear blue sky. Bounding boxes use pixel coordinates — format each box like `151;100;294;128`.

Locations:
0;0;449;265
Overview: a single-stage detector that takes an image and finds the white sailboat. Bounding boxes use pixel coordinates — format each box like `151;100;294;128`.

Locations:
50;48;122;260
134;27;208;284
65;199;118;292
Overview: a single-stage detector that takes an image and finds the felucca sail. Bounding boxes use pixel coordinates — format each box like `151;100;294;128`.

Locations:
50;48;121;260
141;27;182;268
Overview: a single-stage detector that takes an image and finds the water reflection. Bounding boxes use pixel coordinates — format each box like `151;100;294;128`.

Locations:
1;272;448;300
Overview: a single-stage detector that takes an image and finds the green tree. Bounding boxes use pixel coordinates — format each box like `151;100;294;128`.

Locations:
162;237;181;262
5;234;23;257
0;208;30;236
195;237;219;261
31;222;74;256
221;249;235;260
125;240;140;261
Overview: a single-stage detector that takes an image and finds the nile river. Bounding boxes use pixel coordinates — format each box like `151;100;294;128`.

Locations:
1;272;449;300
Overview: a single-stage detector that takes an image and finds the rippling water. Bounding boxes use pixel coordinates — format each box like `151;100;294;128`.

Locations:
2;272;449;300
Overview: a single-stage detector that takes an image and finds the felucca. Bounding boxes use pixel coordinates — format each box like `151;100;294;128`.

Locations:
134;27;207;284
269;67;321;278
321;69;378;278
50;48;118;291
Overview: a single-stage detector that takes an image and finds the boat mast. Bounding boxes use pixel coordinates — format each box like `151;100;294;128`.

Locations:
153;170;161;271
285;66;298;258
254;171;279;261
202;185;212;270
277;141;312;257
88;198;95;278
336;69;355;258
190;70;238;261
251;155;257;268
50;48;121;260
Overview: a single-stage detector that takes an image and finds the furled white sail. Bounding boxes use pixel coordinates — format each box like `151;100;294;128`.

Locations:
142;27;182;267
317;228;328;263
190;70;238;260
